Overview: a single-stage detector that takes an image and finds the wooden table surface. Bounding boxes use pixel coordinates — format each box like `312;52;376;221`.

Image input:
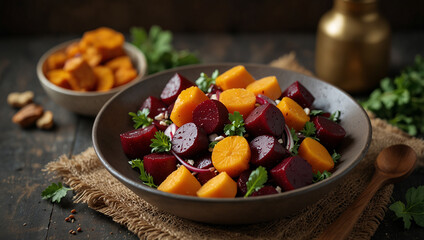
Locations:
1;32;423;239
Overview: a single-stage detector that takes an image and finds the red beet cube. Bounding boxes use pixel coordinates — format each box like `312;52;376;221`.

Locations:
160;73;195;105
139;96;167;118
270;156;312;191
251;185;278;197
281;81;315;108
193;100;229;134
194;154;217;185
143;153;177;185
120;125;158;159
312;116;346;148
237;170;252;197
250;135;290;169
171;122;209;158
245;103;285;137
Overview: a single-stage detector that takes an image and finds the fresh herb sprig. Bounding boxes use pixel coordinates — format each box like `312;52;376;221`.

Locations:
310;109;324;116
129;159;157;188
244;166;268;198
300;122;319;141
224;112;246;136
361;55;424;136
290;128;300;155
129;108;153;129
131;26;200;74
150;131;172;153
41;182;71;203
332;150;341;164
389;185;424;229
196;70;219;93
329;110;341;122
313;171;332;183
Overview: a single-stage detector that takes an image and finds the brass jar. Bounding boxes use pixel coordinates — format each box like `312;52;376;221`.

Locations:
315;0;390;93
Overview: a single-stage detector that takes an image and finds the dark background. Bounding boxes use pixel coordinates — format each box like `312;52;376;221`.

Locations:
1;0;423;36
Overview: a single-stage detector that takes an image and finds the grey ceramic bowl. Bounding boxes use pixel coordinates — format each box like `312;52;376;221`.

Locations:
93;64;372;225
37;40;147;116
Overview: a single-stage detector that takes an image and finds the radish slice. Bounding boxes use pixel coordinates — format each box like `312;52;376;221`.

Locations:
284;124;294;151
164;123;178;140
256;94;277;106
171;151;212;173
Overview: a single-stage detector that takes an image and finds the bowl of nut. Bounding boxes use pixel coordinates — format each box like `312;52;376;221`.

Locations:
37;27;147;116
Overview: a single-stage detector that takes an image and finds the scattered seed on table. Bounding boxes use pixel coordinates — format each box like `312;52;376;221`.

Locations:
69;214;75;219
71;209;77;214
77;227;82;232
65;217;70;222
23;223;27;226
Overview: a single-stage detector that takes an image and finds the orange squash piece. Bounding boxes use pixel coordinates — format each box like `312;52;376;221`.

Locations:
79;27;125;62
83;47;102;67
46;70;73;89
219;88;256;117
197;172;237;198
65;42;81;58
298;137;334;173
93;66;115;91
105;56;134;72
114;67;137;87
170;86;209;127
45;51;67;71
276;97;310;131
215;65;255;90
246;76;282;100
211;136;250;178
63;57;97;91
157;165;201;196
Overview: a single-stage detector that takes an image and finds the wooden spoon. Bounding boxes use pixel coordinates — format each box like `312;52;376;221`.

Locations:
317;144;417;240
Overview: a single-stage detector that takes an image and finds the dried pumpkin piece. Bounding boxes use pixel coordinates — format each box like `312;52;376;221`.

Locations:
105;56;134;72
114;67;137;87
46;69;73;90
79;27;125;62
65;42;81;58
45;51;67;71
63;57;97;91
93;66;115;91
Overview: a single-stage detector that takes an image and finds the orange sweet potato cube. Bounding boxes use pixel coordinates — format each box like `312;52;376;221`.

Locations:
65;42;81;58
105;56;134;72
114;67;137;87
63;57;97;91
45;51;67;71
79;27;125;62
83;47;102;67
46;69;73;89
93;66;115;91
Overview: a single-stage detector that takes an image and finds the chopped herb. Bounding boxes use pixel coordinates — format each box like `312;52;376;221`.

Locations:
310;109;324;116
301;122;317;138
290;128;300;155
389;186;424;229
150;131;172;153
41;182;71;203
129;159;157;188
361;55;424;136
328;110;341;122
244;166;268;198
313;171;332;183
195;70;219;93
209;141;218;149
131;26;200;74
129;108;153;129
224;112;246;136
332;150;341;163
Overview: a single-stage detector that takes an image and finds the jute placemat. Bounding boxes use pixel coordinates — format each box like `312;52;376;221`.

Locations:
45;53;424;239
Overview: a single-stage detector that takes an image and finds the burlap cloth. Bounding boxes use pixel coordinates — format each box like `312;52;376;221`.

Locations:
45;53;424;239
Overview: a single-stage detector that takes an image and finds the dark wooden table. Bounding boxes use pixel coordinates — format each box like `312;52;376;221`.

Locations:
1;32;423;239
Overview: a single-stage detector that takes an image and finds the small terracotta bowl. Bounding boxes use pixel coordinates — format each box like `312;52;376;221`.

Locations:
37;40;147;116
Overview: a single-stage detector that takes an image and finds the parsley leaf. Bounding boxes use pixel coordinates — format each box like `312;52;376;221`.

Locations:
209;141;219;149
389;186;424;229
361;55;424;136
195;70;219;93
244;166;268;198
41;182;71;203
129;108;153;129
310;109;324;116
150;131;172;153
328;110;341;122
301;122;317;137
289;128;300;155
224;112;246;136
129;159;157;188
131;26;200;74
332;150;341;163
313;171;332;183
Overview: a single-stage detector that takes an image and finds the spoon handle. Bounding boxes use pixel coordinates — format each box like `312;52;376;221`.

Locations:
317;172;388;240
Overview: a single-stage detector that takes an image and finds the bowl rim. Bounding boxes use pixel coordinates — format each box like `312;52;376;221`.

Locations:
36;39;147;96
93;63;372;203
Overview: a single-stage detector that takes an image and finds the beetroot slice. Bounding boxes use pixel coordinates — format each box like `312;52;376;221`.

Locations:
281;81;315;108
153;121;168;131
192;100;229;134
120;125;158;159
236;170;252;197
171;122;208;158
245;103;285;137
250;135;290;169
143;153;177;185
139;96;167;118
270;156;312;191
251;185;278;197
312;116;346;148
160;73;195;105
194;154;217;185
